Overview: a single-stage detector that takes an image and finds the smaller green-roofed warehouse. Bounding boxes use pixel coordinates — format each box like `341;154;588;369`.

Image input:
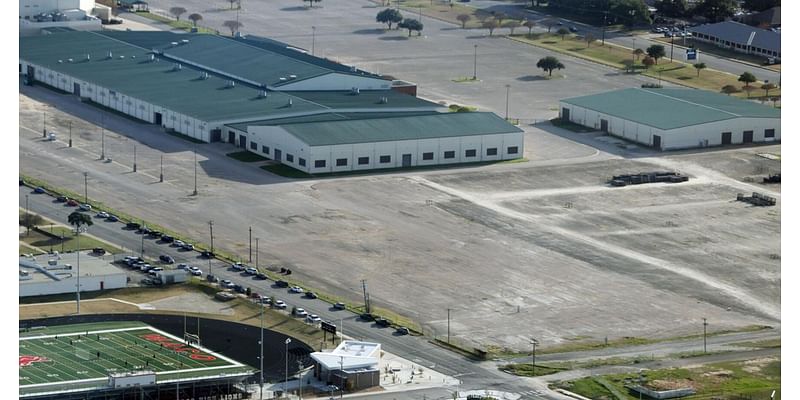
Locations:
560;88;780;150
239;112;524;173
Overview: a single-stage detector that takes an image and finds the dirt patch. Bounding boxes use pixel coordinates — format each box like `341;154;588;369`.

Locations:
742;356;779;374
148;292;235;315
701;370;734;385
648;379;697;391
20;299;140;319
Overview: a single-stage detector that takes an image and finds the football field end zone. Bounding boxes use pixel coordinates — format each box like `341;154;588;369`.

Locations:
20;323;247;393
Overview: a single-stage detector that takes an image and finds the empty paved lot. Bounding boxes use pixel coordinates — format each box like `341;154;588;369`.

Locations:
20;85;780;351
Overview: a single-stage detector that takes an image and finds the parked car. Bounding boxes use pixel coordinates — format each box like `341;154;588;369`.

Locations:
396;327;410;335
304;291;318;299
139;263;153;272
201;250;214;258
260;297;272;305
91;247;105;255
273;300;287;309
96;211;109;218
137;226;151;235
141;278;155;285
161;235;174;243
333;302;346;310
106;215;119;222
375;318;392;327
190;268;202;276
174;240;185;247
177;263;189;270
66;199;79;207
79;204;92;211
233;284;246;294
159;255;175;264
33;187;46;194
255;273;268;280
289;286;304;294
360;313;375;321
231;262;244;271
149;231;163;238
181;243;194;251
206;274;219;283
126;222;141;230
568;26;578;33
147;267;164;276
220;279;234;288
275;280;289;288
244;267;257;275
306;314;322;324
293;307;308;317
56;195;68;202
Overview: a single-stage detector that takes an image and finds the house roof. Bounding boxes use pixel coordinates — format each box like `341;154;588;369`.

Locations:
561;88;780;130
689;21;780;53
309;341;381;370
276;112;524;146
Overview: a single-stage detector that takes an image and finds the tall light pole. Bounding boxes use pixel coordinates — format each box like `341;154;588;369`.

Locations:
447;308;451;344
43;110;47;137
83;172;88;204
76;227;81;314
311;26;316;56
530;338;539;376
631;37;636;66
703;318;708;353
472;44;478;80
297;360;304;399
208;220;214;253
192;146;198;196
259;300;265;400
133;145;137;172
601;10;608;45
25;195;30;236
160;155;164;182
68;120;73;147
504;84;511;120
285;338;292;398
249;226;252;263
339;356;344;399
100;114;105;160
255;237;259;269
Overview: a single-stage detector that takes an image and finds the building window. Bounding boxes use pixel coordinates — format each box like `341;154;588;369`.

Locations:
465;149;477;157
443;151;455;159
314;160;326;168
336;158;348;166
379;155;391;163
486;148;498;156
262;145;270;154
358;157;369;165
299;158;306;167
286;154;294;163
765;129;775;138
250;141;257;150
507;146;519;154
422;152;434;160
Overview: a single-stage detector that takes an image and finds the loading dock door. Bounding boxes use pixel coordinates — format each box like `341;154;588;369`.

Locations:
274;149;282;161
73;83;81;97
228;131;235;144
600;119;609;132
562;107;570;121
402;154;412;167
26;65;35;84
721;132;732;145
239;134;247;148
743;130;753;143
653;135;662;149
154;112;163;126
210;129;222;142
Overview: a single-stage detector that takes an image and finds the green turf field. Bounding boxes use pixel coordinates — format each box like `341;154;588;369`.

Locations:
19;321;251;395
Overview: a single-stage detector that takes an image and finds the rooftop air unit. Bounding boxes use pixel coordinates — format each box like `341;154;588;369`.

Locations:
279;77;287;82
288;74;297;80
86;54;91;61
258;90;268;98
379;96;388;104
227;80;236;88
351;87;360;95
170;41;179;47
107;51;113;59
350;65;357;72
57;60;63;63
181;39;189;44
287;98;293;107
173;63;182;71
149;54;155;62
119;55;125;59
67;58;73;63
199;72;209;80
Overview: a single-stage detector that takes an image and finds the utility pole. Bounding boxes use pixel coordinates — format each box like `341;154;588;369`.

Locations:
472;44;478;80
68;120;72;147
249;226;252;263
43;110;47;137
25;195;30;236
447;308;452;343
703;318;708;353
100;114;105;160
208;220;214;253
504;84;511;120
140;228;145;257
284;338;292;397
670;32;675;62
297;360;304;399
259;300;265;400
160;155;164;182
531;338;539;375
192;146;198;196
255;238;259;269
76;228;81;314
361;280;369;314
83;172;88;204
133;145;137;172
601;10;608;45
311;26;316;56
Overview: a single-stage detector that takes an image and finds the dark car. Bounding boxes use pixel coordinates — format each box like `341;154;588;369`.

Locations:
91;247;105;255
201;250;214;258
161;235;175;243
149;231;163;238
106;215;119;222
233;284;246;294
375;318;392;327
396;327;410;335
206;274;219;283
275;280;289;288
333;302;346;310
56;195;68;202
126;222;141;230
66;199;79;207
304;292;318;299
569;26;578;33
33;187;46;194
137;226;151;235
360;313;375;321
255;273;268;280
159;255;175;264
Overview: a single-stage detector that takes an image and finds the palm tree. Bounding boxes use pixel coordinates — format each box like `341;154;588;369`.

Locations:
68;211;93;314
693;62;707;77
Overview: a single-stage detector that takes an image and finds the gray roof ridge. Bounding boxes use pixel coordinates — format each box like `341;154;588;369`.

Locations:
213;34;337;75
89;30;153;53
639;88;741;118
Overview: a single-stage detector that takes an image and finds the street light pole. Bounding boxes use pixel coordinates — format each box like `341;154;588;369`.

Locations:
83;172;88;204
192;146;198;196
43;110;47;137
447;308;451;343
703;318;708;353
504;84;511;120
160;155;164;182
68;120;73;147
670;32;675;62
208;220;214;253
100;114;105;160
25;195;30;236
76;228;81;314
285;338;292;398
472;44;478;80
255;238;259;269
339;356;344;399
133;145;137;172
249;226;252;263
531;338;539;375
260;301;265;400
601;10;608;45
297;360;304;400
311;26;316;56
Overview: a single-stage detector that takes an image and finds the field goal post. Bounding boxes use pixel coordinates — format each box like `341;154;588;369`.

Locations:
184;314;201;346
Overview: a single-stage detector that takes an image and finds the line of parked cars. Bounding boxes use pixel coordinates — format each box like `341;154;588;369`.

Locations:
652;25;694;38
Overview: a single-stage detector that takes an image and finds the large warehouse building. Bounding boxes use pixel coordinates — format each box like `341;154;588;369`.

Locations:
559;88;780;150
20;30;523;173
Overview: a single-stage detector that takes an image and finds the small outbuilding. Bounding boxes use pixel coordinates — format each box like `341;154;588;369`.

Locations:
559;88;780;150
309;341;381;391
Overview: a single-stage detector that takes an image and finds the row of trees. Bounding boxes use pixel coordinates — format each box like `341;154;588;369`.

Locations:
545;0;651;26
168;6;245;35
376;9;424;36
655;0;779;19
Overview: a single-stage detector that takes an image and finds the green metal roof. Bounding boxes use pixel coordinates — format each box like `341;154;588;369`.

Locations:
225;111;440;131
561;88;780;130
20;31;437;123
278;112;523;146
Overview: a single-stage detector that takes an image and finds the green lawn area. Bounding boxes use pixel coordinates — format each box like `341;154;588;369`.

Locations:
509;33;781;101
19;243;45;256
500;362;567;377
20;226;124;254
556;358;781;400
227;151;269;163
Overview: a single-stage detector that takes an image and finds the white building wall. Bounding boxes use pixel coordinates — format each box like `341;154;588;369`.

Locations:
20;273;127;297
277;73;391;91
20;0;91;17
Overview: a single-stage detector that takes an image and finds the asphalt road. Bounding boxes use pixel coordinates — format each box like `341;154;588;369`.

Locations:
18;185;563;400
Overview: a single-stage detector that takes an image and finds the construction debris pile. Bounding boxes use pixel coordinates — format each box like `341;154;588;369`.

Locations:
737;192;777;207
763;173;781;184
609;172;689;187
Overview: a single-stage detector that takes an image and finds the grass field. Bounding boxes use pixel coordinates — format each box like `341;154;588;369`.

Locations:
20;226;123;254
19;321;249;395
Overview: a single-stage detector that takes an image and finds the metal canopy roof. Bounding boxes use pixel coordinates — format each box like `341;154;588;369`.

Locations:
561;88;780;130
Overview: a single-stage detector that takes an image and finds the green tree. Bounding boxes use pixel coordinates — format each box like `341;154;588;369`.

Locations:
21;212;44;236
169;6;187;21
742;0;779;12
646;44;666;64
68;211;93;249
483;19;499;36
456;14;471;29
642;56;655;69
721;84;740;95
398;18;423;36
633;48;644;61
693;62;707;76
536;56;565;76
223;20;243;36
694;0;737;22
609;0;650;26
524;19;536;35
505;20;521;35
585;33;596;47
557;27;570;40
654;0;688;17
376;8;403;30
761;82;777;97
188;13;203;27
542;18;558;33
738;71;757;87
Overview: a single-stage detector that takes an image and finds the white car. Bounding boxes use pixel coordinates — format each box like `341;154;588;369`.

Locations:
174;240;185;247
293;308;308;317
220;279;234;288
96;211;109;218
79;203;92;211
273;300;287;309
245;267;257;275
306;314;321;323
231;262;244;271
177;263;189;270
190;268;202;276
147;267;164;276
289;286;304;293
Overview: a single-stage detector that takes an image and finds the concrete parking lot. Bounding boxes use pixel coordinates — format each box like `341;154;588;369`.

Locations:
19;83;780;351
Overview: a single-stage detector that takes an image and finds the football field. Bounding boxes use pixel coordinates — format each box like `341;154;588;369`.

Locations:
19;321;250;395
